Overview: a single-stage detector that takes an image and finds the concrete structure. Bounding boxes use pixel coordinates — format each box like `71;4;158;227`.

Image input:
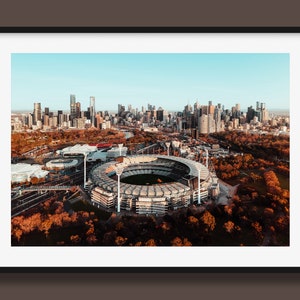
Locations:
90;155;220;214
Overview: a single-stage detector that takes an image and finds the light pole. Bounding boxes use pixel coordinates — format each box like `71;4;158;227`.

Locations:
116;165;124;213
198;164;201;205
83;153;87;189
165;142;170;156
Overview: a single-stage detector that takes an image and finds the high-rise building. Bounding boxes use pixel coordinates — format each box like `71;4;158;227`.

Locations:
74;117;87;129
90;96;96;127
194;100;200;112
199;114;208;134
52;116;58;128
57;110;63;126
96;113;103;129
33;102;42;125
118;104;125;115
208;114;215;133
43;114;49;126
214;107;222;132
75;102;81;118
156;107;164;122
254;101;268;122
208;101;215;115
70;94;76;122
256;101;260;111
26;113;33;128
246;106;255;123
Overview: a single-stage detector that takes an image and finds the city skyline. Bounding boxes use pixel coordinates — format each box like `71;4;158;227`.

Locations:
11;53;290;112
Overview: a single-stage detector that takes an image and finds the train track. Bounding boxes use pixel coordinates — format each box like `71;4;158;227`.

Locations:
11;166;93;217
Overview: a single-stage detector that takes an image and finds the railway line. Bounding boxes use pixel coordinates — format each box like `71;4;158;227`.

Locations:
11;164;93;217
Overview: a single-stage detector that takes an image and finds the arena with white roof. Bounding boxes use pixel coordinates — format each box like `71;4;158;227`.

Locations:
11;163;49;184
89;155;220;215
45;158;80;170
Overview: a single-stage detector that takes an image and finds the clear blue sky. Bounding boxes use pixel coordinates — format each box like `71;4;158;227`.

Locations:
11;53;290;113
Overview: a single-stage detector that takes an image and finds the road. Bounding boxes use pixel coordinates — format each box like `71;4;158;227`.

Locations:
216;179;239;205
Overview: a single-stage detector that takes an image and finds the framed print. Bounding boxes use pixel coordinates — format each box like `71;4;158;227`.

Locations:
0;29;298;270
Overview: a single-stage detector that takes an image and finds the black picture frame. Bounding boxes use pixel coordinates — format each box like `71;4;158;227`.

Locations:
3;26;298;273
2;0;300;297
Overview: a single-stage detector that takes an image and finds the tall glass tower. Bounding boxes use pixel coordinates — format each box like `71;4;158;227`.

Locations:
90;96;95;127
70;94;76;124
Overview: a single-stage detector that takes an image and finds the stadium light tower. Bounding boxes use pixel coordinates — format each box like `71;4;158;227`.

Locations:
165;142;170;156
116;165;124;213
83;153;87;189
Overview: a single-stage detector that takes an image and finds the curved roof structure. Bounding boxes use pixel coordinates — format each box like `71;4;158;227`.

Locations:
11;163;49;183
45;158;79;170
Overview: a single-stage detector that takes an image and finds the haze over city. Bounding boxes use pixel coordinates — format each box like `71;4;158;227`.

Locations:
11;53;290;112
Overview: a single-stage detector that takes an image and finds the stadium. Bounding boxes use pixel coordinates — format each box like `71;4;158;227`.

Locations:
89;155;220;215
45;158;81;170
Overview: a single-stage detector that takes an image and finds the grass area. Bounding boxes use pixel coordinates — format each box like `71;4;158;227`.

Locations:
276;173;289;190
225;168;289;194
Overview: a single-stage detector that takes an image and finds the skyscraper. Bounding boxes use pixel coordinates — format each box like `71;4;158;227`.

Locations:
75;102;81;118
208;101;215;115
70;94;76;123
33;102;42;125
90;96;96;127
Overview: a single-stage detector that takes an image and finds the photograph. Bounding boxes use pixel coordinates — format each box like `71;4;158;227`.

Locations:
1;32;298;267
10;52;290;248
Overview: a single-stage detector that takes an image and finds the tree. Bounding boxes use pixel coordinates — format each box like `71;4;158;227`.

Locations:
171;237;183;246
251;221;263;242
187;215;199;226
70;235;81;244
223;221;235;234
199;211;216;233
30;177;39;185
182;238;192;246
145;239;156;246
39;219;53;237
12;228;23;242
86;234;98;245
115;236;127;246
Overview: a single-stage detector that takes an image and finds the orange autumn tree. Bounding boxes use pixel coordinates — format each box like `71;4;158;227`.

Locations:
199;211;216;233
263;170;281;195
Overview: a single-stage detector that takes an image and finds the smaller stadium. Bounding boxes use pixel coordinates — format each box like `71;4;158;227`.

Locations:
89;155;220;215
45;158;80;170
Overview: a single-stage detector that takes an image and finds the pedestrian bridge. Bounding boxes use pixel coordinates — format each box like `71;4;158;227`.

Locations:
21;185;78;193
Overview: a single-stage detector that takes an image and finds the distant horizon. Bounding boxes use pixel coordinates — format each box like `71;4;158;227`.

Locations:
11;106;290;116
11;53;290;112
